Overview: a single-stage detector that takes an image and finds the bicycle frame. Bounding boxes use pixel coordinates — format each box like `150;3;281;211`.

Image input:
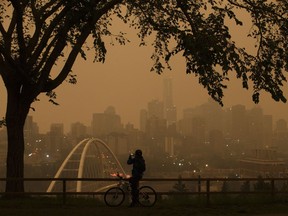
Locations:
104;172;157;207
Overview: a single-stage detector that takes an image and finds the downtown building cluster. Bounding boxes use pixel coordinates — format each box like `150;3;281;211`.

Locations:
0;79;288;179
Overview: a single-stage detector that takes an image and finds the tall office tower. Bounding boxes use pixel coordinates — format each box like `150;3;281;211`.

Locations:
230;104;248;142
91;106;122;137
163;78;177;126
24;116;39;139
263;115;273;147
274;119;288;152
163;78;173;109
247;106;264;148
139;109;148;132
49;123;64;154
24;116;39;153
70;122;87;141
147;99;164;119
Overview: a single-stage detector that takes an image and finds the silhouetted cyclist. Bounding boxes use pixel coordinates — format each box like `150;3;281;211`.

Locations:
127;149;146;207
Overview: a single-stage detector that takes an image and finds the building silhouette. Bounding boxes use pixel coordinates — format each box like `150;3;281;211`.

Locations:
263;115;273;147
139;109;148;132
273;119;288;153
49;123;64;155
91;106;123;137
24;116;39;154
163;78;177;126
247;106;266;148
70;122;87;143
147;99;164;119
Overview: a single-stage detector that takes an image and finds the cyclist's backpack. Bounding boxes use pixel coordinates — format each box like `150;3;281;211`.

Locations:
137;158;146;173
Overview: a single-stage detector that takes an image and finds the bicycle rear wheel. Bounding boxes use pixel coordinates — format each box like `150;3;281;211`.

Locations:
104;187;125;207
138;186;157;207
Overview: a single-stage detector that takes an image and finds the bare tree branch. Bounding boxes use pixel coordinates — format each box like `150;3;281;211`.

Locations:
45;0;124;92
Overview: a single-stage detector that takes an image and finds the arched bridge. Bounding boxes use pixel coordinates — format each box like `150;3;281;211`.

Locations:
47;138;126;193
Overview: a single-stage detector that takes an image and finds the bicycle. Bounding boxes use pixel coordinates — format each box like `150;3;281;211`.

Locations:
104;172;157;207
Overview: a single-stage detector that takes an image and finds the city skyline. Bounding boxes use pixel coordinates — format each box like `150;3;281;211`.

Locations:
18;99;287;136
1;70;288;135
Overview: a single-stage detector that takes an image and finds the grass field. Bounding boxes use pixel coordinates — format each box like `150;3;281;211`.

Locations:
1;196;288;216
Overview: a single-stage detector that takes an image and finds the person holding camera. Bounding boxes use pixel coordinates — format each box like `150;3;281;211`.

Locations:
127;149;146;207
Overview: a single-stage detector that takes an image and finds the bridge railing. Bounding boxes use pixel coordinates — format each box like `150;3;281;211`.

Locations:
1;177;288;205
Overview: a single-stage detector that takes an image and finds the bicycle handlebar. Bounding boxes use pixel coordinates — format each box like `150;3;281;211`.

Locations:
110;172;126;180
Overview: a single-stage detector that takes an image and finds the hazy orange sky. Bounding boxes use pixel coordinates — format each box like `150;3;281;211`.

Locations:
0;9;288;133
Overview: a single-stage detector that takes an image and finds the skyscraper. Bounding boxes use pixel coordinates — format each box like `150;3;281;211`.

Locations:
139;109;148;132
49;123;64;154
163;78;173;109
163;78;177;126
91;106;123;137
147;99;164;119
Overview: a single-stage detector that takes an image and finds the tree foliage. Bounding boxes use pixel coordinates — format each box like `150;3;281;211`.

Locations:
0;0;287;193
123;0;288;105
0;0;287;106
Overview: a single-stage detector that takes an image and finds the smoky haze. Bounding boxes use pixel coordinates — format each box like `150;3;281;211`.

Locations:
0;14;288;133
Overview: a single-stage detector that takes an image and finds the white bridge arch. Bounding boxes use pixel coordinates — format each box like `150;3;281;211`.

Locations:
47;138;126;192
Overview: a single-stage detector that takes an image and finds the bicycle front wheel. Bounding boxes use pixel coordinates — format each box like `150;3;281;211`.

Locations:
104;187;125;207
138;186;157;207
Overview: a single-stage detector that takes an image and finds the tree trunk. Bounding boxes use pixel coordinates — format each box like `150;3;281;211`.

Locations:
5;84;31;194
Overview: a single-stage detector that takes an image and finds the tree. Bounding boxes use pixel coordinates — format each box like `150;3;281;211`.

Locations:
0;0;287;193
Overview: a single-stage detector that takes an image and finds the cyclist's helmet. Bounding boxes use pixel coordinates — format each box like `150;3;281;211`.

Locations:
135;149;142;156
